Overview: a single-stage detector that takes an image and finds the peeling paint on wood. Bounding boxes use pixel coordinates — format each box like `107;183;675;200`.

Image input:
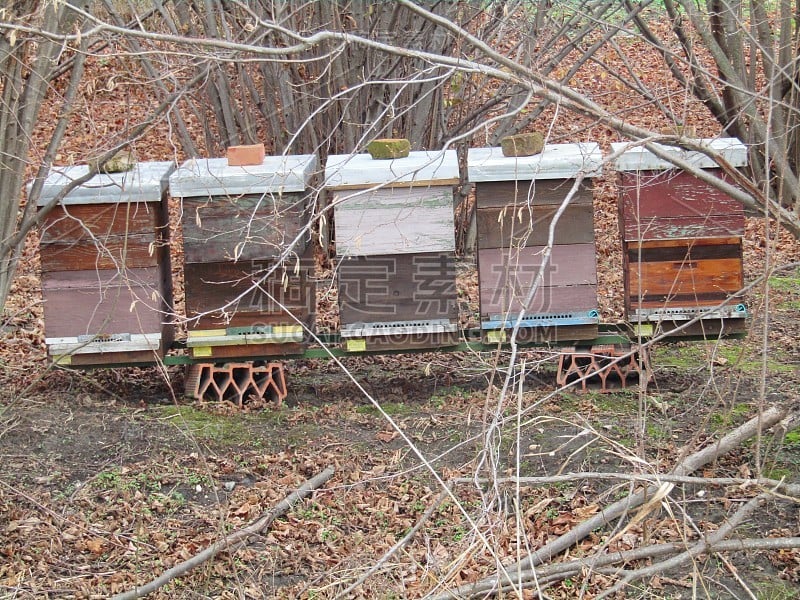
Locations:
333;186;455;256
181;193;309;263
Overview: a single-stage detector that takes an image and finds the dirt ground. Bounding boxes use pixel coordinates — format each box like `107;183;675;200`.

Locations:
2;269;800;598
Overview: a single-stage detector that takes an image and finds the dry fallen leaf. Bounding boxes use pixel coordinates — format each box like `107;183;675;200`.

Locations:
375;430;398;443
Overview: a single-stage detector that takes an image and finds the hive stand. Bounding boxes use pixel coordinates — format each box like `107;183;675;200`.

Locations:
169;153;318;361
612;139;748;338
325;149;461;352
185;361;287;406
467;144;604;343
557;345;652;392
35;161;175;366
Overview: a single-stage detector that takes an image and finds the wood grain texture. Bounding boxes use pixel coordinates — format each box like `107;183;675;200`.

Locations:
619;170;744;240
41;268;169;338
626;238;742;263
40;203;159;242
59;349;163;366
184;256;314;320
333;186;455;256
181;193;309;263
190;312;313;331
627;258;743;299
190;342;304;360
479;283;598;317
40;235;159;271
643;318;747;337
475;179;593;208
337;252;458;326
477;203;594;249
39;199;170;272
623;237;744;311
478;244;597;289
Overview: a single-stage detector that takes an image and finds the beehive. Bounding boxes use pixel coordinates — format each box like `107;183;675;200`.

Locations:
468;144;603;343
36;161;175;365
612;138;748;336
325;150;459;351
169;154;318;359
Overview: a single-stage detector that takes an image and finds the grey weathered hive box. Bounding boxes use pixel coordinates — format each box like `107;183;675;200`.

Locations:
467;143;603;343
325;150;460;351
35;161;175;365
611;138;748;336
169;154;318;360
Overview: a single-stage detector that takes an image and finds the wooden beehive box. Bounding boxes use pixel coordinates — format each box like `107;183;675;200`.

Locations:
36;161;175;365
468;144;603;343
170;153;318;359
325;150;459;351
612;138;748;336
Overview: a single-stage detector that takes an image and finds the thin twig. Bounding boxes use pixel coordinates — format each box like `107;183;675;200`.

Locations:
332;487;449;599
111;466;335;600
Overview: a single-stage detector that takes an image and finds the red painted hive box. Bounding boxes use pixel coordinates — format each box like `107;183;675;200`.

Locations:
612;138;748;337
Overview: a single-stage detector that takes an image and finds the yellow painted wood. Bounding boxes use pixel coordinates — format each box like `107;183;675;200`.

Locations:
486;330;507;343
192;346;213;358
346;338;367;352
188;329;227;338
53;354;72;366
273;325;303;334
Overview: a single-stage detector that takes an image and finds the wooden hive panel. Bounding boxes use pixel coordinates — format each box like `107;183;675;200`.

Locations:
184;251;315;331
342;332;460;353
41;267;168;339
188;343;305;361
39;202;165;272
478;244;597;318
474;179;593;209
623;237;743;312
181;192;309;263
476;203;594;249
618;170;744;241
337;252;458;327
333;186;455;256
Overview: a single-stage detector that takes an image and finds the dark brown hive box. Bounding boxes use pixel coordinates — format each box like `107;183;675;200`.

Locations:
468;144;603;343
325;150;460;352
612;139;749;336
170;154;318;359
36;161;175;365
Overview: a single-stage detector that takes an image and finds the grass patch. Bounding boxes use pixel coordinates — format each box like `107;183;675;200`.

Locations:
590;389;639;413
355;401;413;417
154;405;258;444
652;342;793;375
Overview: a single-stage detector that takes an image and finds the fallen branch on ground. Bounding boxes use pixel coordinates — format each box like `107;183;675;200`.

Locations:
111;466;335;600
432;405;790;599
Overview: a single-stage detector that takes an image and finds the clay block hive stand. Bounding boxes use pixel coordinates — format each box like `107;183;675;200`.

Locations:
467;144;603;343
325;149;460;352
36;161;175;366
611;138;748;337
169;153;318;360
